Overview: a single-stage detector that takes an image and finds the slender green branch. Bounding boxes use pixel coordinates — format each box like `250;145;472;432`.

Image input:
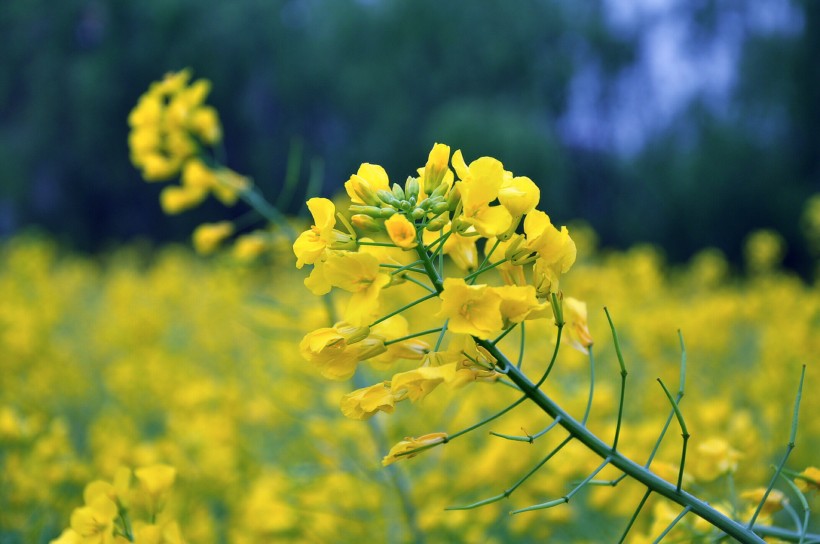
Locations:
490;416;562;443
468;239;500;285
510;457;610;514
619;489;652;544
652;505;692;544
604;308;628;451
383;327;443;346
275;137;303;210
298;157;324;218
747;365;806;529
533;325;563;389
395;395;528;460
463;259;507;283
492;323;518;346
369;292;438;328
240;186;297;239
446;436;573;511
582;348;595;426
645;332;686;468
517;321;526;369
657;377;690;493
778;471;811;544
358;240;399;247
402;274;437;294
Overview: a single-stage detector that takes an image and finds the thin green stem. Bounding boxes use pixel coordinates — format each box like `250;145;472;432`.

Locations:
604;308;628;451
652;505;692;544
644;333;686;468
533;325;563;389
492;323;518;346
434;320;449;351
619;489;652;544
369;292;438;328
275;137;303;210
383;327;443;346
747;365;805;529
402;274;436;294
468;239;500;285
358;241;398;247
463;259;507;283
490;417;562;444
510;457;610;514
778;472;811;544
298;157;324;218
446;435;573;511
240;186;297;239
517;321;526;369
657;377;690;493
582;348;595;426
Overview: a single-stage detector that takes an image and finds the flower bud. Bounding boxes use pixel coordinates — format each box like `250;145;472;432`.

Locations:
423;143;450;194
392;183;406;201
405;176;420;202
350;214;380;231
377;190;400;208
425;215;449;231
349;205;387;218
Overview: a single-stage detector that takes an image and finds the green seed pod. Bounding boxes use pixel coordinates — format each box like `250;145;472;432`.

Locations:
425;215;449;231
411;207;425;220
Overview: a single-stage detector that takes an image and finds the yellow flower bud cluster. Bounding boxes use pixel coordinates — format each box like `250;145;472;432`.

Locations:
50;464;185;544
294;143;590;463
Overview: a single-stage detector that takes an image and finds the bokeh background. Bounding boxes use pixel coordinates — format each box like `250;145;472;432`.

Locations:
2;0;818;271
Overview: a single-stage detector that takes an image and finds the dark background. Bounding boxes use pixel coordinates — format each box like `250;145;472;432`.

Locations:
1;0;818;272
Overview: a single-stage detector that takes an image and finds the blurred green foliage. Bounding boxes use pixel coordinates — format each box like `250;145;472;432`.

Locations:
0;0;817;271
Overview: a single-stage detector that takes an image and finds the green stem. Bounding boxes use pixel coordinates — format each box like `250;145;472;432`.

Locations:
618;489;652;544
383;327;443;346
369;292;438;328
657;378;690;493
652;505;692;544
240;186;297;239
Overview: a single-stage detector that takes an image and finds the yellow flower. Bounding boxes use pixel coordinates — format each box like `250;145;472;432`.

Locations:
189;105;221;144
69;494;118;544
795;466;819;492
340;381;397;420
492;284;547;326
452;152;512;237
345;163;390;205
485;235;527;285
563;297;594;354
740;488;785;516
499;176;540;217
159;185;208;215
370;315;430;367
50;528;83;544
293;198;338;268
693;438;743;481
436;278;503;339
390;364;456;403
423;142;451;194
322;251;391;326
382;432;448;466
384;214;418;249
180;158;218;190
192;222;234;255
134;464;177;499
299;323;385;380
423;222;478;271
232;232;269;262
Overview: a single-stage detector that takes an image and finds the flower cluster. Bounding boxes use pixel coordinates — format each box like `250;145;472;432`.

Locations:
293;144;585;461
51;464;184;544
128;71;276;259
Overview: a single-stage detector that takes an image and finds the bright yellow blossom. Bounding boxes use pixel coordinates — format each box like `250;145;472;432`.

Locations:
492;284;547;326
345;163;390;205
340;382;397;420
159;186;208;215
436;278;503;339
563;297;594;354
499;176;540;217
382;432;448;466
69;494;118;544
192;222;234;255
423;143;451;194
693;438;743;481
390;364;456;403
293;198;338;268
384;214;418;249
452;152;512;237
299;323;385;380
795;466;819;492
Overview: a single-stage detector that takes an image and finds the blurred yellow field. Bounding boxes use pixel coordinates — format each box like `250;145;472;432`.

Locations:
1;230;816;542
